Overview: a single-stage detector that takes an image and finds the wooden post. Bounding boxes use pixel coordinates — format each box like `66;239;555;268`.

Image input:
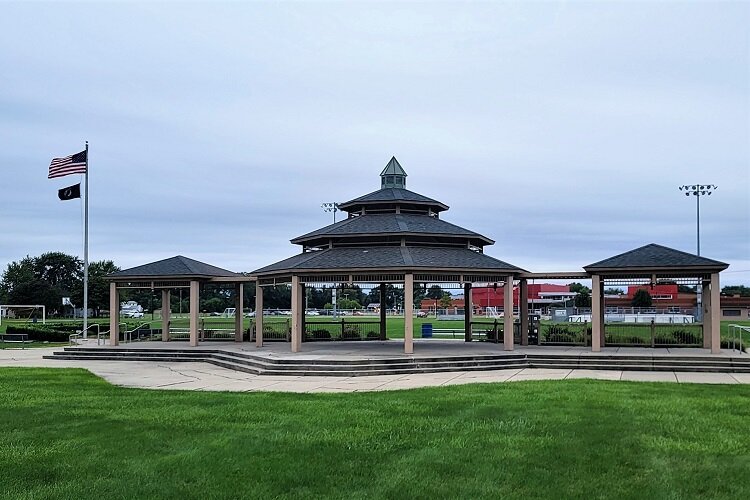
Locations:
520;279;529;346
379;283;387;340
234;283;244;342
255;283;264;347
189;280;199;347
291;275;301;352
591;274;602;352
464;283;472;342
710;273;721;354
404;273;414;354
503;276;514;350
109;282;119;346
161;289;170;342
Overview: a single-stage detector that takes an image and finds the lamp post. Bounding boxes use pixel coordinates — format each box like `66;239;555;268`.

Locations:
321;202;340;224
678;184;717;256
678;184;717;322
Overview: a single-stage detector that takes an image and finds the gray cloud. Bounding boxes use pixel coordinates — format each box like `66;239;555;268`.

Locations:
1;2;748;285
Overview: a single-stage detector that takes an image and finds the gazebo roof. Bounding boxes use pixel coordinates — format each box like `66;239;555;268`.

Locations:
584;244;729;273
338;188;449;212
291;213;493;245
380;156;408;177
252;246;524;276
108;255;246;281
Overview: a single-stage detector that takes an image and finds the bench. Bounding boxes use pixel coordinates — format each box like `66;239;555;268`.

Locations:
430;329;493;340
0;333;30;349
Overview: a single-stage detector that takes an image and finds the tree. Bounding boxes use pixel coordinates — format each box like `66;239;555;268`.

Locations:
85;260;120;317
426;285;444;299
568;282;591;294
631;289;653;308
604;288;623;295
574;290;591;307
439;292;453;309
722;285;750;297
0;253;83;316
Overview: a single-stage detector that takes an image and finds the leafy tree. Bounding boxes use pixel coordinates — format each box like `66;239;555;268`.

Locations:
574;290;591;307
604;288;623;295
439;292;453;309
0;253;83;315
722;285;750;297
631;289;653;308
338;298;362;310
86;260;120;317
426;285;444;299
568;282;591;294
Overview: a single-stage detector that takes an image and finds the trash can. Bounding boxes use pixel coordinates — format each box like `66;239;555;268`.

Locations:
421;323;433;338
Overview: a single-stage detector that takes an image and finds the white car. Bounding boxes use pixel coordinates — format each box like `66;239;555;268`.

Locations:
306;310;320;316
122;311;144;318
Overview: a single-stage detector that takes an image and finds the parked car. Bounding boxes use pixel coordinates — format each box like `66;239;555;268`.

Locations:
306;310;320;316
416;311;428;318
244;311;256;317
122;310;144;318
352;311;364;316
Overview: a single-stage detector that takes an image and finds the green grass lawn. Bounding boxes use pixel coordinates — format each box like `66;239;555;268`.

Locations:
0;368;748;499
0;342;67;350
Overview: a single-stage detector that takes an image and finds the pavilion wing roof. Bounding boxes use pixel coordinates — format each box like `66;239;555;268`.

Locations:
108;255;244;279
584;244;729;272
291;213;493;244
252;247;524;275
338;188;449;211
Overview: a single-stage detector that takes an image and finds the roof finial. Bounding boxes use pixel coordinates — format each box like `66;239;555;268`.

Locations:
380;156;407;189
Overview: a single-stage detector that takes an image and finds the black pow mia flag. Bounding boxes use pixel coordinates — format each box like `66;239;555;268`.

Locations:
58;183;81;201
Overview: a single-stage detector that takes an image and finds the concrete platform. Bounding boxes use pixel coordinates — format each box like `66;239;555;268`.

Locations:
3;347;750;392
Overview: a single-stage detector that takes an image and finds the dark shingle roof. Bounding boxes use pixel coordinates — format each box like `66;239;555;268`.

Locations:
584;244;729;271
380;156;407;176
338;188;449;212
252;246;524;275
291;213;493;245
109;256;243;279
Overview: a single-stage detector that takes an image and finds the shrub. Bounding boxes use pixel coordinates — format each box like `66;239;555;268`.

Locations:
5;325;69;343
341;326;361;340
306;329;332;341
365;331;380;340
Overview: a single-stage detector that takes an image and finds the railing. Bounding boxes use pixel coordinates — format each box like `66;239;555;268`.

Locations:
199;318;237;340
469;320;502;342
727;324;748;353
605;322;703;347
253;319;291;342
121;322;159;343
540;323;589;346
305;320;381;341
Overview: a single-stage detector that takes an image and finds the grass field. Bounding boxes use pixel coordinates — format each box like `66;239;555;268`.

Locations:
0;368;748;499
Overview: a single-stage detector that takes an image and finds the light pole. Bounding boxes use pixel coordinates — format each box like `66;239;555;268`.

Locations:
678;184;717;256
321;202;340;224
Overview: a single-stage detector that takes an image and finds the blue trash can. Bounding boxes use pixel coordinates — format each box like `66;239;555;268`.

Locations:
421;323;433;338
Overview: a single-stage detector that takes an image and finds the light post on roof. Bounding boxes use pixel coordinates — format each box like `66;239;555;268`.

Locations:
321;202;340;224
678;184;717;256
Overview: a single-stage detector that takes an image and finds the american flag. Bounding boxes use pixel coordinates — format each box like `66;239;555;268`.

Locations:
48;150;87;178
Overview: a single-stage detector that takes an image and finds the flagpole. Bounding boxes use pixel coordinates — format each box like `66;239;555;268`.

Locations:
83;141;89;338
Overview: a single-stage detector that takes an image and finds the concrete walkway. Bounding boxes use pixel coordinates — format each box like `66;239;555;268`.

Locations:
2;347;750;392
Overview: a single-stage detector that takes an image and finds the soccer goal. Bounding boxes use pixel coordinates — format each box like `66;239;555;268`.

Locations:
0;305;46;326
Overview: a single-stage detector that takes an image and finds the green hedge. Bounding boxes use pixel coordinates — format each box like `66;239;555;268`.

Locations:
5;325;69;343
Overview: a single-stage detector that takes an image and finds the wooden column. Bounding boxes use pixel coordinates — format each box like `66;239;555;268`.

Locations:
255;283;264;347
503;276;514;351
710;273;721;354
702;278;711;349
591;274;602;352
189;280;199;347
234;283;244;343
161;289;170;342
109;282;119;346
520;279;529;346
404;273;414;354
291;275;302;352
464;283;472;342
379;283;387;340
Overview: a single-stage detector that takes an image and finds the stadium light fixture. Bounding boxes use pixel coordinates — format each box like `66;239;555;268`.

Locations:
678;184;717;256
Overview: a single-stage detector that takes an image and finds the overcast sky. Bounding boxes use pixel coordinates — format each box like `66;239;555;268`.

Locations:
1;1;748;285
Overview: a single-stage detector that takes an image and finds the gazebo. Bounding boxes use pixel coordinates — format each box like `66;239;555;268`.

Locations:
584;244;729;353
107;256;252;346
251;157;526;353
